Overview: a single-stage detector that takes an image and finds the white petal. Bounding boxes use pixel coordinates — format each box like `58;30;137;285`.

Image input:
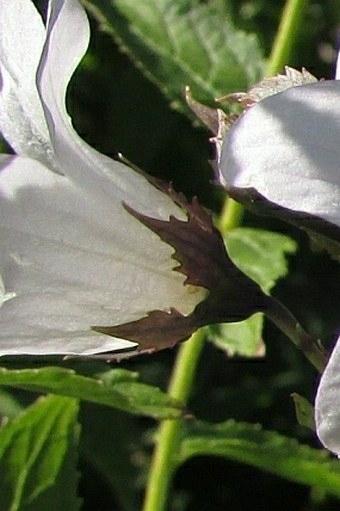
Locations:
0;0;205;357
0;156;205;356
221;81;340;228
38;0;192;221
315;335;340;456
335;50;340;80
41;0;90;119
0;0;56;169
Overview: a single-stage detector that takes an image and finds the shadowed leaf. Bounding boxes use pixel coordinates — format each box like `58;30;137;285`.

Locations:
0;395;80;511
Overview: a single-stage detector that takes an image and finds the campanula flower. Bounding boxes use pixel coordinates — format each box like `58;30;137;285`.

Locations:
219;57;340;454
0;0;266;356
0;0;205;356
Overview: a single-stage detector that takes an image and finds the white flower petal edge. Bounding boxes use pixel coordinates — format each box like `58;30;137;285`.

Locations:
0;0;206;356
220;81;340;229
336;50;340;80
315;335;340;456
37;0;185;219
0;0;56;170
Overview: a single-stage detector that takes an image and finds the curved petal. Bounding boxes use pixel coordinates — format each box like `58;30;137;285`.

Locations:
37;0;187;222
315;334;340;456
0;156;204;355
0;0;56;169
0;0;206;356
220;81;340;228
41;0;90;121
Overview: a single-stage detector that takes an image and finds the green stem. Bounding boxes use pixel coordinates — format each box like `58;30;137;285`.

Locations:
265;296;327;372
141;330;205;511
142;2;308;510
219;198;244;234
266;0;308;76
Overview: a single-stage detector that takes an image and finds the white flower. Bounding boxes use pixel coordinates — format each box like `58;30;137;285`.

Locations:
219;61;340;453
315;334;340;456
0;0;266;357
0;0;208;356
220;74;340;233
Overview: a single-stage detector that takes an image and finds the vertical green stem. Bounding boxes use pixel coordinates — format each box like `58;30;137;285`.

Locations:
266;0;308;76
219;198;244;234
141;330;205;511
142;1;308;510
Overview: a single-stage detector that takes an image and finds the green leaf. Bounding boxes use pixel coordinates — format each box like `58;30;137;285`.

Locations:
207;228;297;357
0;395;80;511
207;312;265;357
0;366;182;419
291;393;315;431
84;0;265;112
225;228;297;293
0;388;23;420
179;420;340;497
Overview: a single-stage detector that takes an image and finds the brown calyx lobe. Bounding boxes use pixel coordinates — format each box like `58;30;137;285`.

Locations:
92;179;268;351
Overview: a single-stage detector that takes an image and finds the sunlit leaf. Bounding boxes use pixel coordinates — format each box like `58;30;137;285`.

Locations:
0;367;183;419
225;228;297;293
84;0;265;112
179;420;340;496
207;312;265;357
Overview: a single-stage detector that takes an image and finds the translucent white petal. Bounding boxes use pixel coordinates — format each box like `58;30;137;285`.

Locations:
37;0;187;221
315;335;340;456
221;81;340;228
41;0;90;119
0;156;205;355
0;0;56;169
0;0;205;356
